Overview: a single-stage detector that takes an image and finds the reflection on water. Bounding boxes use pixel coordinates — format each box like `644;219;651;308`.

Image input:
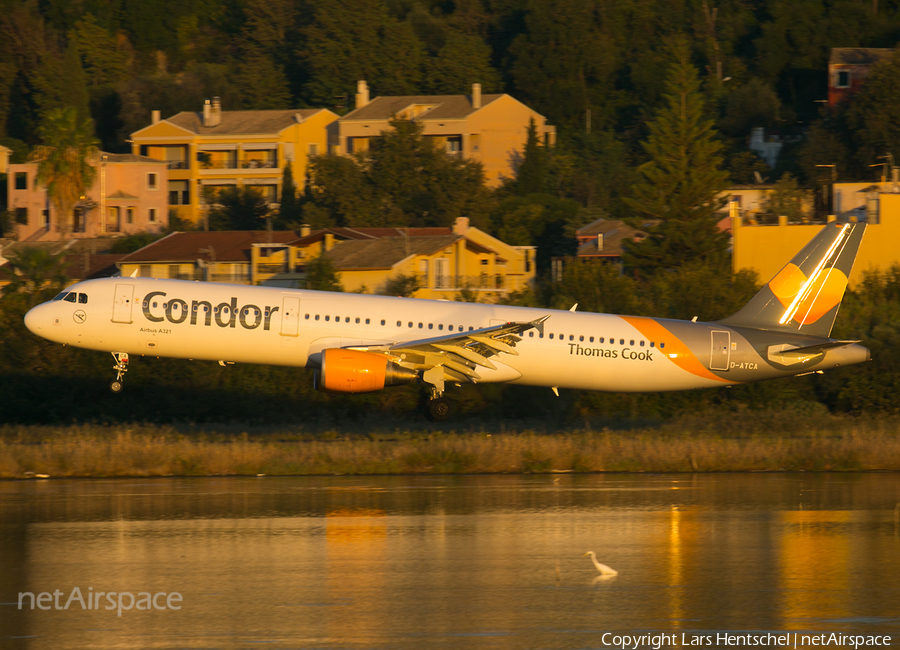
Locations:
1;474;899;649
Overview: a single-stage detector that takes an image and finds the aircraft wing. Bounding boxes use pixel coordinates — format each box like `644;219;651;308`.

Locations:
350;315;549;384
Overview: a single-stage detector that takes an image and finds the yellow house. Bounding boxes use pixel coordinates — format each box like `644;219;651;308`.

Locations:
732;187;900;288
129;99;338;226
115;219;536;301
338;81;555;187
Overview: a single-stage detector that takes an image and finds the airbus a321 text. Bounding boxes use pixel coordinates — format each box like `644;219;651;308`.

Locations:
25;222;870;420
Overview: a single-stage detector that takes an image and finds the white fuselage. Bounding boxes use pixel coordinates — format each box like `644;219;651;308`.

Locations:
24;277;748;392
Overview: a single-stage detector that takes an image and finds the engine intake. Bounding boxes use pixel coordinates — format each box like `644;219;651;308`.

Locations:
318;349;418;393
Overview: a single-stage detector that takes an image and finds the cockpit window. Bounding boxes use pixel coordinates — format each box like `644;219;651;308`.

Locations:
78;293;88;304
52;292;69;301
63;293;77;303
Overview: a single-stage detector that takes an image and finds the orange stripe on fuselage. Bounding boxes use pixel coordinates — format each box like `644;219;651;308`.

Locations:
620;316;734;384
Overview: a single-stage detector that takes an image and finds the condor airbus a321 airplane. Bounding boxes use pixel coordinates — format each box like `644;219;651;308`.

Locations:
25;221;870;420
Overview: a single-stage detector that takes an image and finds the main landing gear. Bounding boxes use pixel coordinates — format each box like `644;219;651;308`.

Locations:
109;352;129;393
425;379;453;421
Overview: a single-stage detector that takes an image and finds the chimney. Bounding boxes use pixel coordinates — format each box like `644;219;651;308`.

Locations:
300;224;311;237
203;99;211;127
151;110;161;125
453;216;469;235
355;80;369;109
210;96;221;127
472;83;482;109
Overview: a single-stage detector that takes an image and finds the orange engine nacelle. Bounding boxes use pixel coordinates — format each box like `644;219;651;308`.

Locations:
319;349;418;394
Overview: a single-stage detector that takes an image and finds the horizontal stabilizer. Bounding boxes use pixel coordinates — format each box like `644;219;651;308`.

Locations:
767;340;860;366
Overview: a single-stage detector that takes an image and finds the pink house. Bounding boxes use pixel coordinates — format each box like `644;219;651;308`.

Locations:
6;153;169;241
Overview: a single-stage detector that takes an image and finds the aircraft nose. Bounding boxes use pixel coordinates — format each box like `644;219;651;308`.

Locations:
24;303;47;335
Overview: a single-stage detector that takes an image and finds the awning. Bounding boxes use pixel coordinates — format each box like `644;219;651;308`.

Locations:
242;143;279;150
198;144;238;151
200;179;238;186
245;178;279;185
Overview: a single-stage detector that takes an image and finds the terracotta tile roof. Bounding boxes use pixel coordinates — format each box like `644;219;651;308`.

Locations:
829;48;894;66
62;253;126;280
575;219;648;258
166;109;326;135
119;231;301;264
326;235;478;270
342;95;504;121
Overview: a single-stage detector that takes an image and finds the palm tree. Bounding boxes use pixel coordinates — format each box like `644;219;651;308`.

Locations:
1;246;71;304
28;107;99;238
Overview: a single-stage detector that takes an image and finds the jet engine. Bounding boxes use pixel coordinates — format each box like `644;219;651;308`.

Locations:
318;348;418;393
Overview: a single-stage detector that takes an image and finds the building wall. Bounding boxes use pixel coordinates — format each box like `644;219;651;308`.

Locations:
465;95;555;186
131;110;338;226
732;194;900;287
6;160;168;241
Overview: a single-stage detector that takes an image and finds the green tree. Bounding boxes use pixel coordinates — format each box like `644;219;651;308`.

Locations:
423;31;501;94
300;0;425;106
277;161;301;228
306;252;343;292
233;43;293;110
763;173;810;223
514;118;547;195
28;106;99;237
623;54;730;274
845;50;900;172
0;246;70;304
207;186;271;231
380;273;419;297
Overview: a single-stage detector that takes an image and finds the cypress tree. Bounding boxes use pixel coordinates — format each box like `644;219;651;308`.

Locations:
515;118;546;196
278;161;301;228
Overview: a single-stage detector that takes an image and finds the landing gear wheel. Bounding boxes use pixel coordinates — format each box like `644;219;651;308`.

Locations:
109;380;123;394
109;352;129;395
427;397;453;421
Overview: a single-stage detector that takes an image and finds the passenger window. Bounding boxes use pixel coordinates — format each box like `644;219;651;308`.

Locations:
64;293;77;303
365;318;370;324
469;326;474;331
78;293;88;303
599;337;604;343
305;314;310;319
428;323;433;330
549;333;554;339
438;324;443;330
315;315;320;321
570;335;574;341
408;322;413;328
650;342;655;348
418;322;423;329
529;332;534;337
325;315;330;321
630;340;634;346
660;342;666;349
355;317;360;324
152;302;158;308
539;333;544;338
345;317;350;323
620;339;624;345
589;336;594;342
640;340;645;347
579;335;584;342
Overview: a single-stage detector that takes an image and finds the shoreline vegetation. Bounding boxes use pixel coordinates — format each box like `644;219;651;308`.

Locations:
2;414;900;479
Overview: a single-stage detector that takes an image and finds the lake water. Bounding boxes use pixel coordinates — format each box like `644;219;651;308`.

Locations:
1;474;899;649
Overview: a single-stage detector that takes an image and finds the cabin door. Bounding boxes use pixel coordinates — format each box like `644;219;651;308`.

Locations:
280;296;300;336
709;330;731;371
111;284;134;324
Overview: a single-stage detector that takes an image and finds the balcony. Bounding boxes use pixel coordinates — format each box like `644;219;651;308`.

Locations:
256;262;288;275
241;160;277;169
433;275;505;291
167;161;188;170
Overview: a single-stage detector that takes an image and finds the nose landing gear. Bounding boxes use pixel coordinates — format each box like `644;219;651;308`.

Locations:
110;352;129;393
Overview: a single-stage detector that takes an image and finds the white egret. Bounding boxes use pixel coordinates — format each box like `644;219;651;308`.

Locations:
582;551;618;576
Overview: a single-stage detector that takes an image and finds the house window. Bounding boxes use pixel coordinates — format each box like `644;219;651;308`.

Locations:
148;173;158;190
168;265;180;279
169;180;189;205
126;207;135;224
308;143;319;157
107;207;120;232
140;265;152;277
14;172;27;190
149;208;157;223
837;70;850;88
15;207;27;224
470;134;480;152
